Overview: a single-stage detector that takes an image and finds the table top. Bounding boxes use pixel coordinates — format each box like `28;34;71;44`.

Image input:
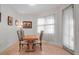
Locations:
23;35;39;41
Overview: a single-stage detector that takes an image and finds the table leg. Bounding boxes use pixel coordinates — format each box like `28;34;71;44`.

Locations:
26;40;35;52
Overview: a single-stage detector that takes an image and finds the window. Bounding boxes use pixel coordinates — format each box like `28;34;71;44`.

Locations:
37;18;45;33
37;16;55;34
63;5;74;50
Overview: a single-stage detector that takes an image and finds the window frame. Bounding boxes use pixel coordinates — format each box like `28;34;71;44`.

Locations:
37;16;55;34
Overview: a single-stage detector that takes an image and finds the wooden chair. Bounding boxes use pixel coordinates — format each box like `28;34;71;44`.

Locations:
17;30;27;51
34;31;44;50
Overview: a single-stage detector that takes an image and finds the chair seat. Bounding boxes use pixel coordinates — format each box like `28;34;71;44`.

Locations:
21;41;27;44
34;40;41;44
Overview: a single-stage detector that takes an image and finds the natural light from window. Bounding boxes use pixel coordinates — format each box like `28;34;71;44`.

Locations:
37;16;55;34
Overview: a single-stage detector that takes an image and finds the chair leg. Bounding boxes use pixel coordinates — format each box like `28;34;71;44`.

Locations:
27;44;29;49
33;44;36;50
19;44;21;52
40;43;42;50
22;44;23;49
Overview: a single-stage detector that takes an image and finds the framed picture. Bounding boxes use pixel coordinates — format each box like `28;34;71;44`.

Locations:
23;21;32;28
0;12;1;22
15;20;19;26
8;16;13;26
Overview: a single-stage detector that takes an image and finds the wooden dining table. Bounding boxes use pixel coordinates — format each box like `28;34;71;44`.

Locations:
23;35;39;52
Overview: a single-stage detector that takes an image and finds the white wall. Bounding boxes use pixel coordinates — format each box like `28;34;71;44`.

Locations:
0;5;20;52
74;4;79;55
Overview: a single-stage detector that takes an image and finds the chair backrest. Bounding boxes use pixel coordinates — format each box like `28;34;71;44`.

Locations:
17;30;23;41
20;29;24;38
39;31;44;42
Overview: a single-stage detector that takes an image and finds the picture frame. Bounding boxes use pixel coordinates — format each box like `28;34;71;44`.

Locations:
22;21;32;28
0;12;1;22
15;20;19;26
8;16;13;26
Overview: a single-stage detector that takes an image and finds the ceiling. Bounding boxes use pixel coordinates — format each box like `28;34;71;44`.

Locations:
8;4;61;16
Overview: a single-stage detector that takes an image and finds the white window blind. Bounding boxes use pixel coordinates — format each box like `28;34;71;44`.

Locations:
63;5;74;50
37;16;55;34
37;18;45;25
